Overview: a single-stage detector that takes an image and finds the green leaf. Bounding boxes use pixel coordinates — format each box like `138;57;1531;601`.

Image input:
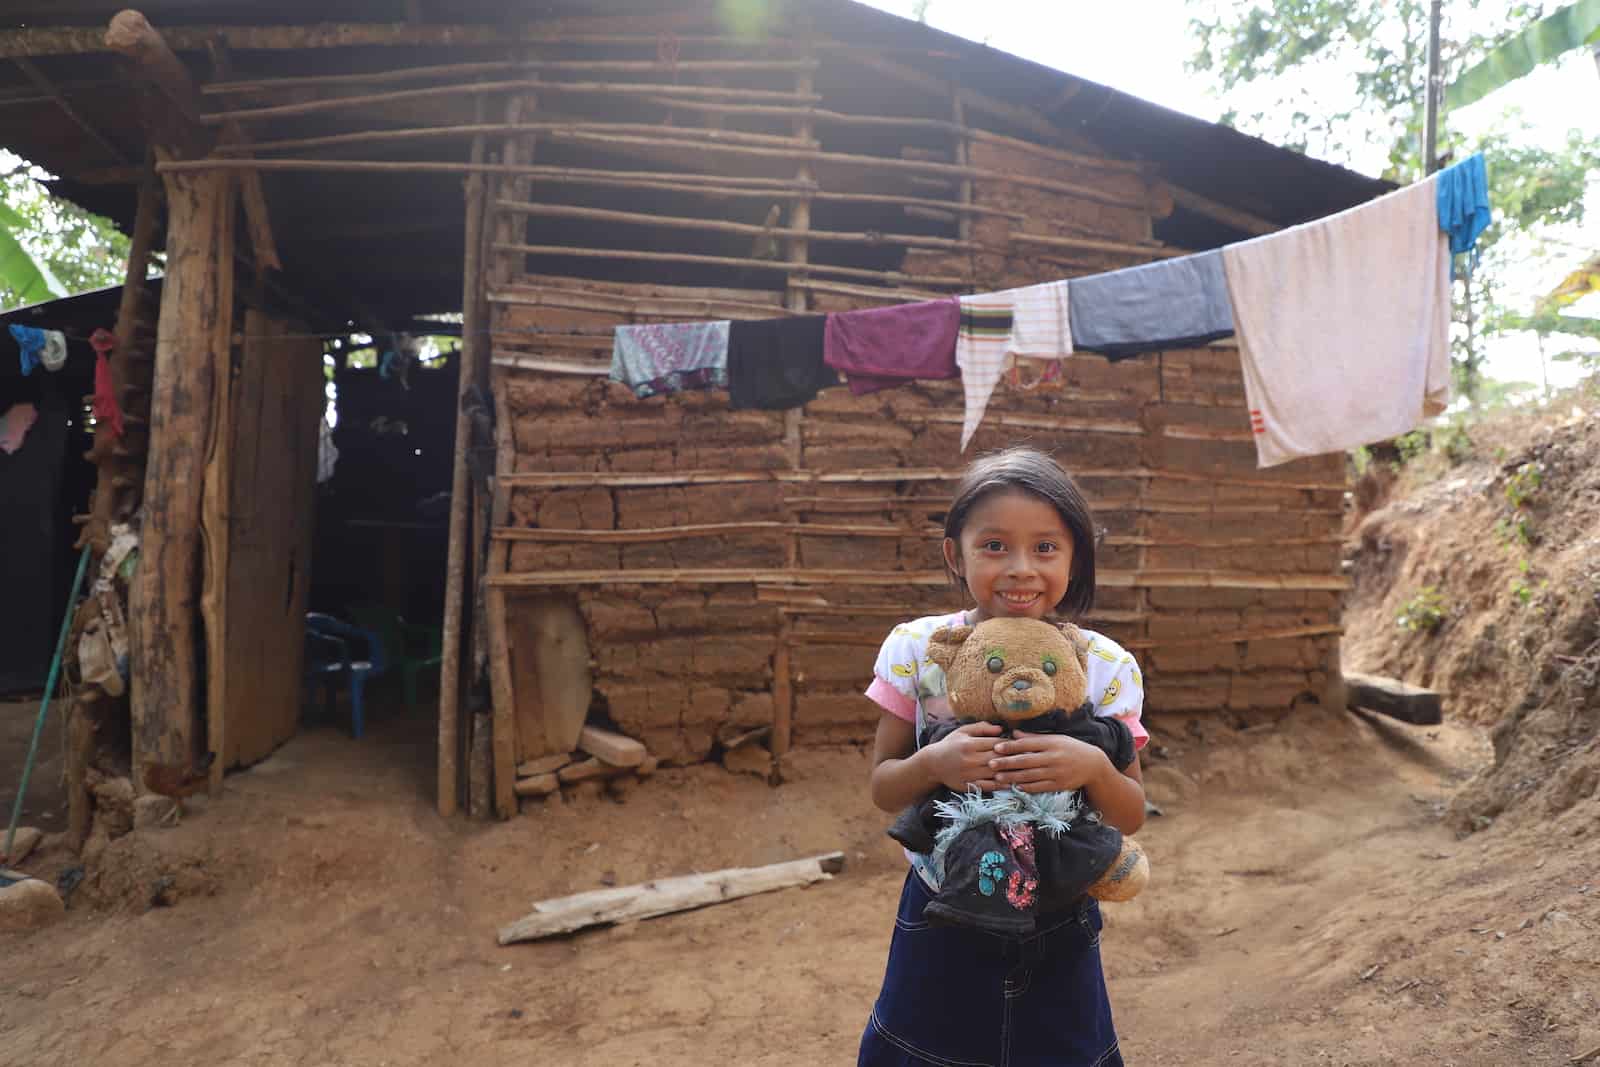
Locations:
0;220;66;306
1445;0;1600;109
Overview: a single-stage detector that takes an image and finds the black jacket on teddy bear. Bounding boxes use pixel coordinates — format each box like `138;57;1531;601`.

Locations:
888;703;1137;937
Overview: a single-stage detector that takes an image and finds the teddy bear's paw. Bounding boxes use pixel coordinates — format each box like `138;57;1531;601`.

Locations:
1088;837;1150;903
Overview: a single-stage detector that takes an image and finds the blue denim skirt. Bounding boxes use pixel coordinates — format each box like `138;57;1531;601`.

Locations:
858;871;1123;1067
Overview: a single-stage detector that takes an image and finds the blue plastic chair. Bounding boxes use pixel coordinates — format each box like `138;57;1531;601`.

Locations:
303;613;387;738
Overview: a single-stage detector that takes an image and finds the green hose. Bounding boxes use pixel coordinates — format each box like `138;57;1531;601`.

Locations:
4;542;93;862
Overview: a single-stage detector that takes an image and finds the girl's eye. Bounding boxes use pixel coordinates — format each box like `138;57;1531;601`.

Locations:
1037;541;1058;553
1042;658;1058;676
983;540;1005;552
987;656;1004;673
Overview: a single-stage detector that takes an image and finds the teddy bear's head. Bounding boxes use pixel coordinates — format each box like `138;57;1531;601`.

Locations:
926;618;1091;723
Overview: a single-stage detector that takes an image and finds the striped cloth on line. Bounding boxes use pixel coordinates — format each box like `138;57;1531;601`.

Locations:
956;281;1073;451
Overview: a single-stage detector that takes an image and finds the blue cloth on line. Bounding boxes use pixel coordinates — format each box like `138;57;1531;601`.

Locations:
1067;249;1234;360
1436;153;1491;277
9;324;47;375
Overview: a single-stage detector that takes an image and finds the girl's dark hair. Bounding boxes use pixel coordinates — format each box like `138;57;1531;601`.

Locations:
942;447;1097;618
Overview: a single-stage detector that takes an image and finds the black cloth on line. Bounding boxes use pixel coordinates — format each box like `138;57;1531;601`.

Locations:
727;314;837;410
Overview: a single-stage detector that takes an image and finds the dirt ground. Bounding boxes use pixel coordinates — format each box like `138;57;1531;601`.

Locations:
3;692;1597;1066
6;402;1600;1066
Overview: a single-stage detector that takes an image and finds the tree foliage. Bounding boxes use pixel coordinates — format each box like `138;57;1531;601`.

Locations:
1186;1;1600;403
0;155;130;310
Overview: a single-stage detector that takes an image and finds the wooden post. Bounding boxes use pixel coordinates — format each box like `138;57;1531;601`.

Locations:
130;162;235;777
771;57;815;783
438;120;489;817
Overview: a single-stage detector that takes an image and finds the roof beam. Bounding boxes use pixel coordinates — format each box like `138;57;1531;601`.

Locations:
1157;181;1281;237
0;13;722;57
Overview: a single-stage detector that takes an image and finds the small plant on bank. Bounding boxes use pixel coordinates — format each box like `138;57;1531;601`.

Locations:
1396;586;1448;633
1510;559;1548;607
1503;461;1542;510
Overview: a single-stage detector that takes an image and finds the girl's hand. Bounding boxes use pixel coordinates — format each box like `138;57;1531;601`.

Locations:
989;730;1113;793
922;722;1004;792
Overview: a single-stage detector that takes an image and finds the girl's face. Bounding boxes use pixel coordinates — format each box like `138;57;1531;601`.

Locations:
943;488;1075;622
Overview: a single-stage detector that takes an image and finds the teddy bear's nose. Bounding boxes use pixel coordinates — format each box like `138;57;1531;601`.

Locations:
1010;679;1031;692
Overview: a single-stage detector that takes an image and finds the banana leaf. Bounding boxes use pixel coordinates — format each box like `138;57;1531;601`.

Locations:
0;200;67;307
1445;0;1600;109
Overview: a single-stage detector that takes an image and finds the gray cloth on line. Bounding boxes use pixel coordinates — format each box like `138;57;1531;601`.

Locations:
1068;249;1234;360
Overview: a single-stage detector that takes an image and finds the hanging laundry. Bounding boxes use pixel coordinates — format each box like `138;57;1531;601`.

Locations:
727;313;837;410
317;415;339;484
822;297;959;395
955;282;1074;451
88;328;124;438
0;402;38;455
1068;250;1234;360
610;320;731;399
9;325;66;376
1436;153;1490;277
1223;175;1451;469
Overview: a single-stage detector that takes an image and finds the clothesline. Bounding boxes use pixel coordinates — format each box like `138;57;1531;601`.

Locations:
605;155;1490;468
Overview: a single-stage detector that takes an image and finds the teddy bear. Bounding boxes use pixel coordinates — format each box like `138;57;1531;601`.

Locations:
888;617;1150;936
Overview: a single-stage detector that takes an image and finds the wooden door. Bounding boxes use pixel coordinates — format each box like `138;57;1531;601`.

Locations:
213;311;324;768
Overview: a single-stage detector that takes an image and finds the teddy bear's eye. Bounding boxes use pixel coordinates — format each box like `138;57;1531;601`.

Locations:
1042;657;1058;676
986;656;1004;673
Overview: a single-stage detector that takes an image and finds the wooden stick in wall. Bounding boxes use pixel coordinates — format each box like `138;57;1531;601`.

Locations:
223;121;820;156
489;241;970;287
203;57;820;95
201;77;823;125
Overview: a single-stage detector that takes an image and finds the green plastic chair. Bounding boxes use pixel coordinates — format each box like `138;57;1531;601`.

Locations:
347;603;444;713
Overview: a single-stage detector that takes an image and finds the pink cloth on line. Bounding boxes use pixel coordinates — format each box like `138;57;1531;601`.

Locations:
823;298;960;395
0;402;38;455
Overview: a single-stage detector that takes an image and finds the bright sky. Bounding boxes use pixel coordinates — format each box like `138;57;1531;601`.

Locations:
860;0;1600;396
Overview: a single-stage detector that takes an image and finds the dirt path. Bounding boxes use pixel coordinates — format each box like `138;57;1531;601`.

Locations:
4;700;1596;1066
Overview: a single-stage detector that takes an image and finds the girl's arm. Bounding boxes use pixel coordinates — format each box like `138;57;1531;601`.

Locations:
868;712;1003;813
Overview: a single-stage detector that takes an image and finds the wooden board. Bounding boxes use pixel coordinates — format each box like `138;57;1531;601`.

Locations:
1345;672;1443;726
217;311;323;768
498;851;846;944
507;595;593;760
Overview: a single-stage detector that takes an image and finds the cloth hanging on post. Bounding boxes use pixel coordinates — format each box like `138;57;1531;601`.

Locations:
1223;174;1451;468
1068;250;1234;360
610;320;730;399
0;402;38;454
88;328;124;438
727;314;836;410
1435;153;1491;278
822;297;960;395
9;325;67;376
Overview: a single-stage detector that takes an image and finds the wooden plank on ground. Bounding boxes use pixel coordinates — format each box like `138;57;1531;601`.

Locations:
1345;672;1443;725
498;851;846;944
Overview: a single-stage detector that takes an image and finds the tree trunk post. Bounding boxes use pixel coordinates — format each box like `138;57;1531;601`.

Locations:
129;163;235;776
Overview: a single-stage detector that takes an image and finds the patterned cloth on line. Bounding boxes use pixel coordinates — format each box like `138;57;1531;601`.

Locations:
609;320;730;399
954;281;1073;451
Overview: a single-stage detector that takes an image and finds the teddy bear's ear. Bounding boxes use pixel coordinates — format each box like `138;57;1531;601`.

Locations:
926;625;974;672
1056;622;1090;673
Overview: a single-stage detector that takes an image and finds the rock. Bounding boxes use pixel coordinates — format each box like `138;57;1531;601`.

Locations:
516;753;572;777
635;754;659;779
722;744;772;778
133;794;179;830
604;774;638;802
0;878;65;932
566;780;606;803
558;757;619;785
90;776;135;838
513;773;560;797
1;826;43;865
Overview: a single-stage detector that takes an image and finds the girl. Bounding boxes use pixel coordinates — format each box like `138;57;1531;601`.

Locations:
858;447;1148;1067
